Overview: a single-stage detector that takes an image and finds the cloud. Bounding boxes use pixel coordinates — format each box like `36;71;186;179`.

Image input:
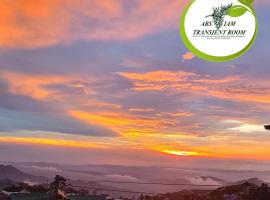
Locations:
0;0;269;49
119;70;196;82
0;0;189;49
104;174;138;181
182;52;195;62
120;56;152;68
129;108;155;112
67;108;199;145
0;71;91;100
228;122;265;133
68;110;164;131
157;111;193;117
0;90;57;112
1;66;268;155
0;108;118;137
119;70;270;105
0;71;118;137
118;70;239;93
0;136;109;149
188;177;220;185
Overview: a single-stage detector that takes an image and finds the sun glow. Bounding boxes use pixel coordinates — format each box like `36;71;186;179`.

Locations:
157;149;201;156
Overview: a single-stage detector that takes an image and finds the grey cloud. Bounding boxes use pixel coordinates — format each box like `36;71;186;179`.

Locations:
0;108;117;137
0;79;117;137
0;91;57;113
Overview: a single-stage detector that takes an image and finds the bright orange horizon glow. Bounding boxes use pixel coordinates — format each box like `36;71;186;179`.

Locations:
1;135;270;161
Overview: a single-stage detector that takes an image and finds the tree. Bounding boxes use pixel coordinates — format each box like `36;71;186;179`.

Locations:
50;175;67;199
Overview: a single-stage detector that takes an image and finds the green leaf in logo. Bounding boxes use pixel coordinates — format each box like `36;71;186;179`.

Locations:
239;0;254;5
228;5;248;17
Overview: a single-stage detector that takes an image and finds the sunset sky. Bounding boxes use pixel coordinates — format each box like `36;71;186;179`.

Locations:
0;0;270;168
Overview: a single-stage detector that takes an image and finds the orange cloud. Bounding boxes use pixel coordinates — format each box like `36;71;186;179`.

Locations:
0;0;268;49
0;71;90;100
119;70;270;105
68;109;195;140
0;136;107;149
209;89;270;104
0;0;189;48
119;71;240;93
68;110;163;130
119;71;197;91
69;110;132;126
193;76;240;84
182;52;195;61
119;71;195;82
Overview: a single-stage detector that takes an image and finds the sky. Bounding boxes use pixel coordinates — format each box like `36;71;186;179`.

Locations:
0;0;270;168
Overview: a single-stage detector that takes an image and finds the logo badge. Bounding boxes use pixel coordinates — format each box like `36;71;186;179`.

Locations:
180;0;257;62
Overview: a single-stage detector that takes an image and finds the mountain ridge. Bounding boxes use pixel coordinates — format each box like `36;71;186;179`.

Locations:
0;164;45;183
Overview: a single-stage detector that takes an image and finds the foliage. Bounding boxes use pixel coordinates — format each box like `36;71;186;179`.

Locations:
206;4;233;30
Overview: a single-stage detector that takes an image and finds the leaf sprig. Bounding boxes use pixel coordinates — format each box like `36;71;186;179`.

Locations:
206;4;233;30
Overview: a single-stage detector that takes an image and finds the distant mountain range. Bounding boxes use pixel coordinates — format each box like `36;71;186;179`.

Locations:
0;164;270;199
0;164;137;197
0;165;45;183
230;177;269;186
147;179;270;200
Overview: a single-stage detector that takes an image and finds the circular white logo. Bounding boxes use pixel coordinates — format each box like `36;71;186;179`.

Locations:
180;0;257;62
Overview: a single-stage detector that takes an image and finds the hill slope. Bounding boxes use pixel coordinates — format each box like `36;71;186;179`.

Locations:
0;165;45;183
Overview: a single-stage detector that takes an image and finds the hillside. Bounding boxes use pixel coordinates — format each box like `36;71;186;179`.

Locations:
145;178;270;200
0;165;45;183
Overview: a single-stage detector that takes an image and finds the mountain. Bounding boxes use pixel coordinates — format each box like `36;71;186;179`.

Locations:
0;165;45;183
5;162;230;195
231;177;269;186
7;162;270;198
147;181;270;200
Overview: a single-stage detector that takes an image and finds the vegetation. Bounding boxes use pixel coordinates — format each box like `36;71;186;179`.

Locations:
206;4;233;30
